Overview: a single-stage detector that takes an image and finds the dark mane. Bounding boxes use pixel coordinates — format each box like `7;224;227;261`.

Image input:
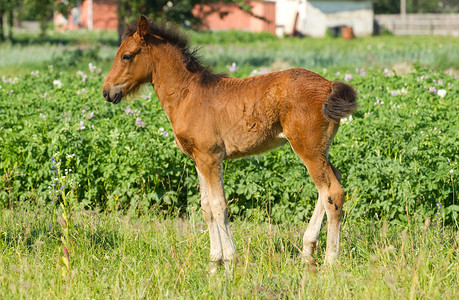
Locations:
123;19;227;85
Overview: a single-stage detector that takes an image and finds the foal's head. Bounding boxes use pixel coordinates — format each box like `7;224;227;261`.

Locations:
103;16;153;104
103;16;225;104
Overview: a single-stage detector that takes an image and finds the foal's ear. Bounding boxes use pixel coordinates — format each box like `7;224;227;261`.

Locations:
137;15;149;37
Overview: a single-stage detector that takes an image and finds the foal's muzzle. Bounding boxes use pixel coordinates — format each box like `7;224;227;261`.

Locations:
103;90;123;104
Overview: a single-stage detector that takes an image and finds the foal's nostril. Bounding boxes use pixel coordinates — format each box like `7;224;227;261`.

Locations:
103;90;109;101
113;92;122;104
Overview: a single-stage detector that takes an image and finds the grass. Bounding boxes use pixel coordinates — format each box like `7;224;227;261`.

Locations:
0;29;118;75
1;29;458;76
1;203;458;299
199;34;459;73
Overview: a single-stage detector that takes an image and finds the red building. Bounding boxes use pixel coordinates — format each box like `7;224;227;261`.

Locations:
194;1;276;34
54;0;118;30
55;0;276;34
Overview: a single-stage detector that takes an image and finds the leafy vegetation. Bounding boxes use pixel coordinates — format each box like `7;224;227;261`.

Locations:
0;33;457;225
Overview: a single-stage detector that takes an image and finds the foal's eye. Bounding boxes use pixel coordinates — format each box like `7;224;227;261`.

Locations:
122;54;132;61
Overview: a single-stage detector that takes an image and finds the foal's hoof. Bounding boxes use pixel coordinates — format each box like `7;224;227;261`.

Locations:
207;261;221;275
223;259;237;275
304;257;318;266
207;259;238;276
300;252;316;264
300;252;318;269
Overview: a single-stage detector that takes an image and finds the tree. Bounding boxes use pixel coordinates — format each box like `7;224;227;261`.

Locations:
20;0;78;36
115;0;260;42
0;0;19;42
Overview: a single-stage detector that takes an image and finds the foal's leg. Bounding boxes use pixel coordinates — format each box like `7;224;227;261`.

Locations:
302;158;344;264
196;158;237;268
197;167;224;269
286;124;344;264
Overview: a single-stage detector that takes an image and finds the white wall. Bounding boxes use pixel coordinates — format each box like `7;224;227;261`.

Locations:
275;0;301;36
276;0;374;37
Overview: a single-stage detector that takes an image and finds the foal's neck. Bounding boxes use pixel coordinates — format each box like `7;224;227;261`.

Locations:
149;43;197;119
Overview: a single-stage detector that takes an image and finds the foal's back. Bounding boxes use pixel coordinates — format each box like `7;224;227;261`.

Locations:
179;68;334;160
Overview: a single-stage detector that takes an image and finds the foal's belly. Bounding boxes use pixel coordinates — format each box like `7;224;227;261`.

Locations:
224;135;288;160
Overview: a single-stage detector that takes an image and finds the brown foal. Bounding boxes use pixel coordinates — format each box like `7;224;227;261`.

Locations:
103;16;357;270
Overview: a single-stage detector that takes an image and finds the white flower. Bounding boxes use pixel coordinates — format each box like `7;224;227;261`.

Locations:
53;80;62;88
79;121;85;130
383;68;393;77
437;89;446;98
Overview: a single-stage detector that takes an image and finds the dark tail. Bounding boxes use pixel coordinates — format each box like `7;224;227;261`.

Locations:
322;82;357;122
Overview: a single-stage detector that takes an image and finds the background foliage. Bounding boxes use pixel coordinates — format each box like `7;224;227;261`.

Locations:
2;0;459;42
0;30;457;225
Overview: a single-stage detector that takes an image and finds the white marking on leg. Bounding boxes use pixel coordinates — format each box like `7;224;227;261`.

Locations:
197;168;223;263
302;192;326;260
208;182;237;263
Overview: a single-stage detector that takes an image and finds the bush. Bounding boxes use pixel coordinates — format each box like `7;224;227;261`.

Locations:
0;60;457;224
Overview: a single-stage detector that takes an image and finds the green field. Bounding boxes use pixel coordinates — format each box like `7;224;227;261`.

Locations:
0;29;458;298
1;204;458;298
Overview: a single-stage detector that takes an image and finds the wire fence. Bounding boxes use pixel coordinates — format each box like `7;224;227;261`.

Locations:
375;14;459;36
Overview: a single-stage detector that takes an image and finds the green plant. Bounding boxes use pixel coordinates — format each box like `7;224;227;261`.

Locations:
49;152;79;278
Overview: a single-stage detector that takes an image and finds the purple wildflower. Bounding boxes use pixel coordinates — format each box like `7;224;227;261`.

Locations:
125;106;134;115
344;74;353;81
429;87;437;93
226;62;237;73
87;112;94;120
136;117;145;128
